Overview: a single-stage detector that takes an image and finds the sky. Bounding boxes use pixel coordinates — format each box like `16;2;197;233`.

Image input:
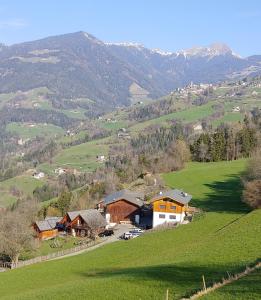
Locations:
0;0;260;57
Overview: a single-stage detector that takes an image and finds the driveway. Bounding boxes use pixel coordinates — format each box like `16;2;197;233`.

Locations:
52;223;131;260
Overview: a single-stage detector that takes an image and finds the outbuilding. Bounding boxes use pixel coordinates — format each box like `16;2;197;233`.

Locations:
33;217;61;240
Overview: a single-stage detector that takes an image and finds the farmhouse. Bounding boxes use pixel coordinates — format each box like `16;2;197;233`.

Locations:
33;217;61;240
101;190;144;224
151;189;192;227
59;209;106;237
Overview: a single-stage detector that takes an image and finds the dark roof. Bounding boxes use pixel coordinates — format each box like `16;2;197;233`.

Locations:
45;217;62;228
151;189;192;205
35;216;62;231
67;210;87;221
103;189;144;207
80;209;107;227
67;209;106;227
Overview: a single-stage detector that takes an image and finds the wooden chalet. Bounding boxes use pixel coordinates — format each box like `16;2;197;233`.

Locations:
33;217;61;240
151;189;192;227
59;209;106;237
102;190;144;224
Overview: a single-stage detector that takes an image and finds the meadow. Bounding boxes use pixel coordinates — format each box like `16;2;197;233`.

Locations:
0;159;260;299
0;175;44;208
6;122;65;139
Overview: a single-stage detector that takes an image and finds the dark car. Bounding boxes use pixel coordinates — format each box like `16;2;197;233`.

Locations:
99;229;114;237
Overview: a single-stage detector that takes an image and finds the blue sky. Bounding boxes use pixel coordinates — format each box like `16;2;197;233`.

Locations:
0;0;260;56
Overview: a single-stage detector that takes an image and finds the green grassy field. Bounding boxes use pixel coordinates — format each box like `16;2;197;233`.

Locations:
202;269;261;300
0;159;260;299
6;122;65;139
0;175;45;207
39;137;111;173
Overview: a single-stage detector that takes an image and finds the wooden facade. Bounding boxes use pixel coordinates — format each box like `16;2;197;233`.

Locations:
106;199;141;223
33;224;58;240
153;198;186;214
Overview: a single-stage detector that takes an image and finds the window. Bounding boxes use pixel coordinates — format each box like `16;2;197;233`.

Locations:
170;205;176;210
159;214;165;219
159;205;166;209
169;215;176;220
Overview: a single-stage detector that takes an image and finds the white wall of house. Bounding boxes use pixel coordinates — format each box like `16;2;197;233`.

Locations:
153;211;185;227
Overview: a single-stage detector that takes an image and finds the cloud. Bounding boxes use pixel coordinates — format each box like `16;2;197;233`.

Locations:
0;19;27;29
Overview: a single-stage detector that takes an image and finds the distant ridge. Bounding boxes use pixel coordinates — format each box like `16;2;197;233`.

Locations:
0;31;260;109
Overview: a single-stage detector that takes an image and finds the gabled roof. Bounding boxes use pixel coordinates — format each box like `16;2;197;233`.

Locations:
103;189;144;207
151;189;192;205
79;209;107;227
67;210;88;221
35;217;61;232
45;217;62;228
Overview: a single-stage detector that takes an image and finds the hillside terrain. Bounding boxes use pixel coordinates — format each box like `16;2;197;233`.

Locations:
0;31;261;110
0;76;260;208
0;160;260;299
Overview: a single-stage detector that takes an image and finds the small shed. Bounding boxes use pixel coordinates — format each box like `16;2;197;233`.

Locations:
33;217;61;240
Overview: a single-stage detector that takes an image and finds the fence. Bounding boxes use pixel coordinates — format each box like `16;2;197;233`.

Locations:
0;238;106;270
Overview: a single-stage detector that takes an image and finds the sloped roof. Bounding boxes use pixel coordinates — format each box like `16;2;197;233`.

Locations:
45;217;62;228
103;189;144;207
67;210;89;221
80;209;107;227
151;189;192;205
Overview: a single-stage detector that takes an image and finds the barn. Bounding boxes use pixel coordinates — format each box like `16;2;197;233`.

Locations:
33;217;61;240
103;190;144;224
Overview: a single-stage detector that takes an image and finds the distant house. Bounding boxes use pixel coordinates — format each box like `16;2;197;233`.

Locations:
101;190;144;224
193;124;203;132
33;172;45;180
232;106;240;112
58;209;106;237
33;217;62;240
117;128;131;139
151;189;192;227
96;155;106;163
54;168;66;176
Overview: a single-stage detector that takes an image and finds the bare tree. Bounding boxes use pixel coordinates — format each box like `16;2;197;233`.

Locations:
243;180;261;209
87;215;106;240
242;149;261;209
0;199;39;265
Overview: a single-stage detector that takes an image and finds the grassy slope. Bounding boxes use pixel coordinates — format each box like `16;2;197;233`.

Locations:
0;160;260;299
202;269;261;300
0;175;44;207
6;122;65;139
39;137;112;173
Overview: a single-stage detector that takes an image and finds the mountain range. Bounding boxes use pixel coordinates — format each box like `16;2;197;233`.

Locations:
0;31;261;108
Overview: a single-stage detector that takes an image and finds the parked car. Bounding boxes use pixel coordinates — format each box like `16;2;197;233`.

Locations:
99;229;114;237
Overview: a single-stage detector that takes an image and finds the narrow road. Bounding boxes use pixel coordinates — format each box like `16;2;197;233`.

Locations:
52;224;131;260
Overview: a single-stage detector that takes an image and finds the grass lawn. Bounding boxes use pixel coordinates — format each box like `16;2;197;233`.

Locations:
129;102;216;132
98;120;127;131
0;159;260;299
21;236;80;260
202;268;261;300
40;137;111;173
6;122;65;139
0;175;45;208
212;112;244;127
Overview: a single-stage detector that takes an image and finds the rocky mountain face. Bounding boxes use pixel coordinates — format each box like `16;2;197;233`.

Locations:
0;31;260;108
